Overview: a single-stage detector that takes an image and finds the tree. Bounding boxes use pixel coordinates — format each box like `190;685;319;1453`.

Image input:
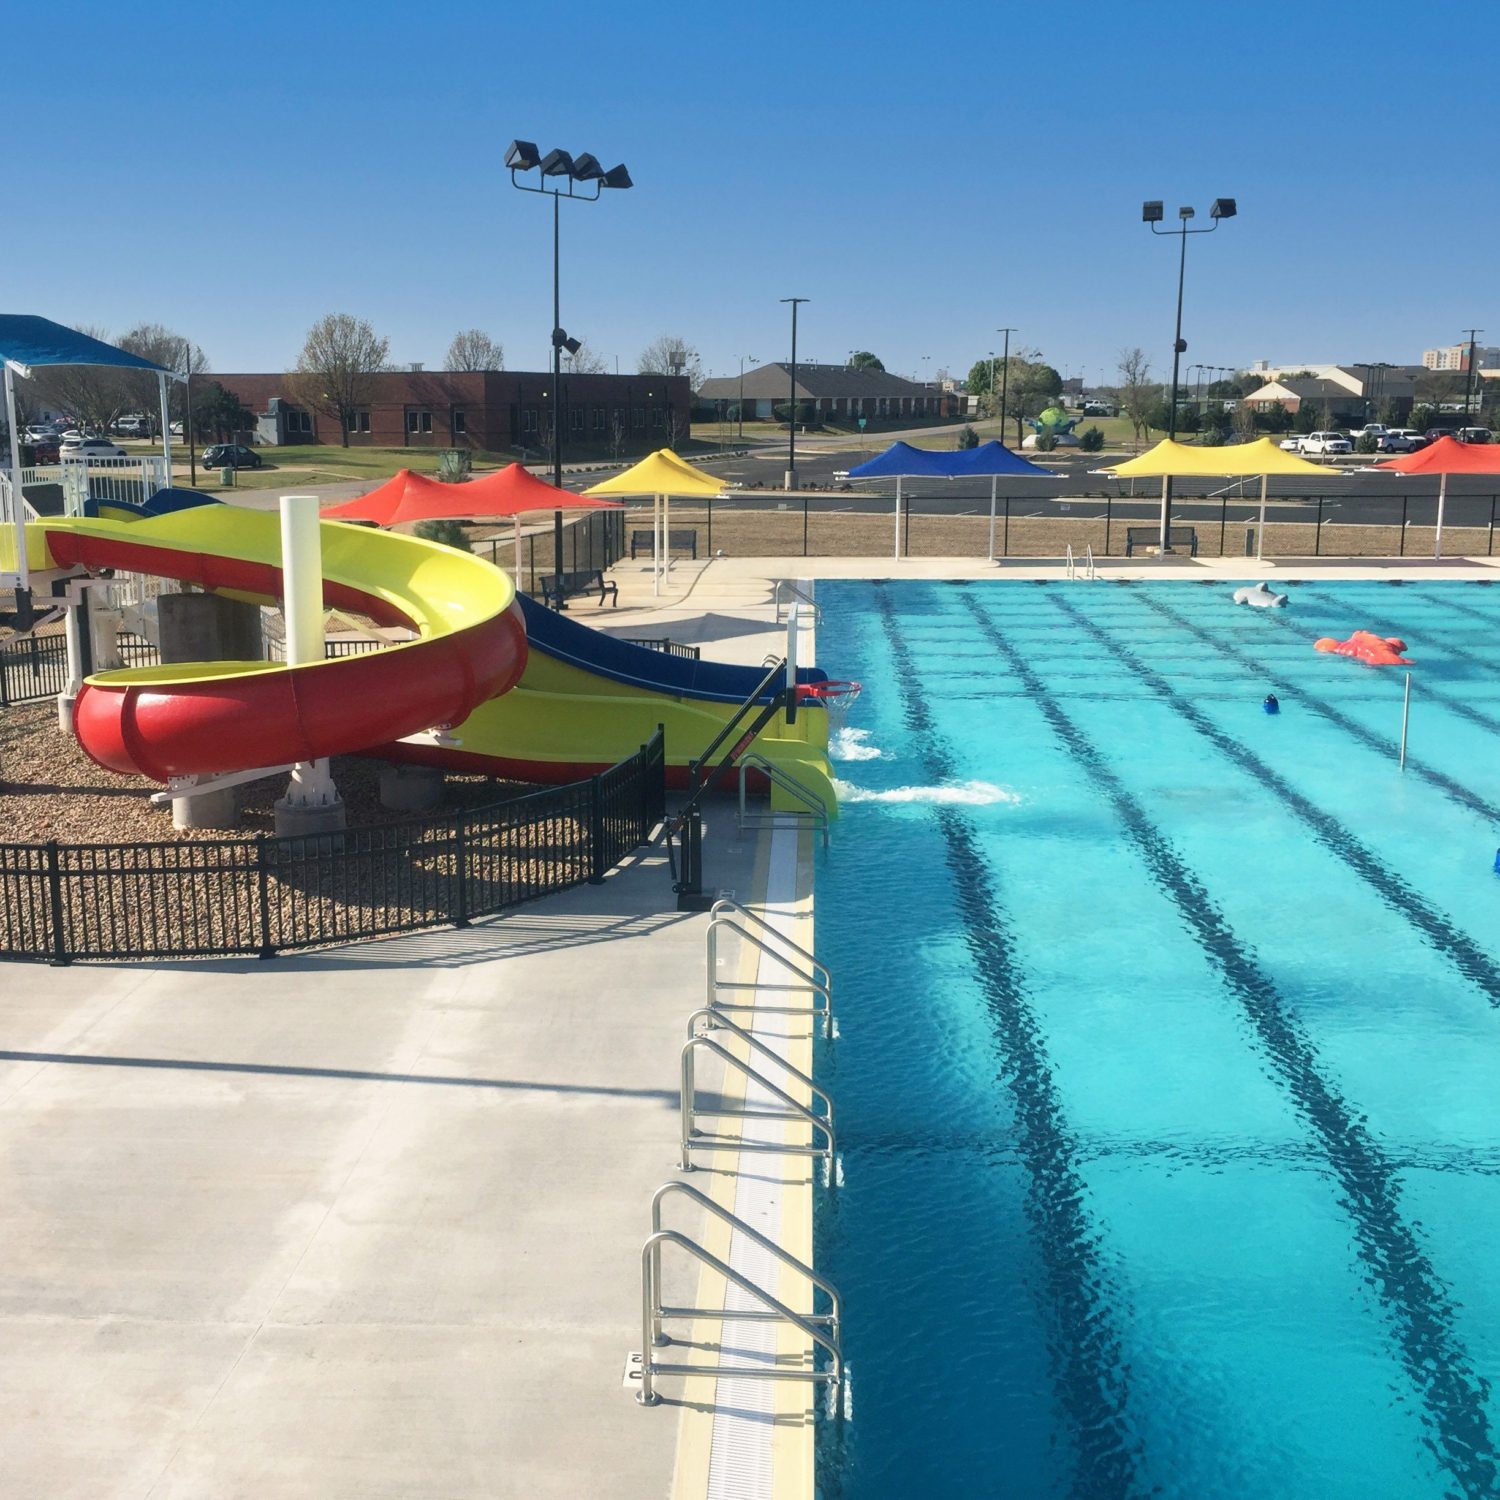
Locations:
444;329;503;371
956;424;979;449
413;519;472;552
997;352;1063;447
115;324;208;434
292;313;389;447
638;334;701;386
565;338;608;375
1116;347;1158;445
193;382;254;443
848;351;884;372
966;359;995;398
33;326;133;433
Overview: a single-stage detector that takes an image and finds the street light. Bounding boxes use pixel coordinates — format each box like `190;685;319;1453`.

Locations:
738;354;757;441
996;327;1016;439
1141;196;1236;442
507;136;632;597
780;298;809;489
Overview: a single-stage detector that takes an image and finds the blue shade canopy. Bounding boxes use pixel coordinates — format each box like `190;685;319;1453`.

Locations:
847;438;1055;479
0;315;168;372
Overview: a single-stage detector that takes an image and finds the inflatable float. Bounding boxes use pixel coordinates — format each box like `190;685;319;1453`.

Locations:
1233;581;1287;608
1314;631;1413;667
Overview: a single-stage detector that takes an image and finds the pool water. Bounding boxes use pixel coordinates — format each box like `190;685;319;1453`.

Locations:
814;579;1500;1500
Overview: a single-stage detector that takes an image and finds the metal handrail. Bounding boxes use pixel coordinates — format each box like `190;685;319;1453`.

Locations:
708;898;831;989
706;916;832;1035
647;1180;842;1346
737;753;829;847
1065;542;1075;579
773;579;822;623
1085;543;1097;579
636;1230;843;1408
680;1035;835;1169
685;1007;833;1122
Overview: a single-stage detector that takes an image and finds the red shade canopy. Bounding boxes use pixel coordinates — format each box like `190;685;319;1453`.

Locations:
323;463;623;526
1374;436;1500;474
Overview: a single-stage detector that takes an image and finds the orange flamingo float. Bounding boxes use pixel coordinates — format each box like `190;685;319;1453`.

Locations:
1314;631;1413;667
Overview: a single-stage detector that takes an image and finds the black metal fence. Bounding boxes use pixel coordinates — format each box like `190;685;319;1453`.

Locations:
0;730;666;964
618;636;701;659
474;509;627;592
1;634;69;707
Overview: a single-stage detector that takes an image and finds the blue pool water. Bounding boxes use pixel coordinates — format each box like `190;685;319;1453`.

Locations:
813;580;1500;1500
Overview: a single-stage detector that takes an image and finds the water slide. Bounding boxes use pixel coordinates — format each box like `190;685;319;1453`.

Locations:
6;501;835;809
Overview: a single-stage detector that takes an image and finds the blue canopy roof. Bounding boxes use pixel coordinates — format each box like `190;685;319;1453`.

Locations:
847;438;1054;479
0;315;168;373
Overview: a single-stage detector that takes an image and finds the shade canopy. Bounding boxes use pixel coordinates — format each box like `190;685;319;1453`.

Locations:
465;462;622;517
322;468;454;524
584;448;724;497
0;314;168;372
849;438;1055;479
1106;436;1330;478
1374;435;1500;474
325;464;623;527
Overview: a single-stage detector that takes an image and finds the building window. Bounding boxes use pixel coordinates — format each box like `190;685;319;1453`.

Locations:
522;407;538;433
358;411;370;432
632;407;645;429
652;407;664;428
421;411;432;434
406;410;433;435
452;410;467;435
592;406;605;431
569;406;585;433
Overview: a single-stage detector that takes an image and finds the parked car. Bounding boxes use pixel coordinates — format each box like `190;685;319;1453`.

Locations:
203;443;263;469
27;440;61;463
1458;427;1492;444
1297;431;1353;456
60;436;127;459
1348;423;1390;443
1376;430;1422;453
23;424;61;443
1082;400;1116;417
1424;427;1461;445
114;416;151;437
1278;436;1303;451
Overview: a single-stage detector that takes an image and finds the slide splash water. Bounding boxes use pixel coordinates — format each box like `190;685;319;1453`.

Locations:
8;500;836;812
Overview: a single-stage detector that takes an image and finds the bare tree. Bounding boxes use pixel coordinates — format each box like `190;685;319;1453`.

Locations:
117;324;209;434
565;338;608;375
33;326;132;433
637;334;701;386
608;408;627;460
445;329;504;371
1116;347;1157;446
292;314;389;447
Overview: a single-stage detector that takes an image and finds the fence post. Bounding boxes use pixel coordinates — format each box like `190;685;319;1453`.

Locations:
255;835;275;959
1003;496;1011;557
1104;497;1112;556
1314;495;1324;556
454;812;471;927
588;774;606;884
1219;495;1228;557
43;839;70;965
1399;495;1409;556
0;645;8;708
904;495;912;556
1489;495;1496;557
707;496;713;555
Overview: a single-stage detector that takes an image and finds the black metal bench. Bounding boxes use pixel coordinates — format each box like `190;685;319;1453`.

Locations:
540;569;619;609
630;528;698;560
1125;525;1199;557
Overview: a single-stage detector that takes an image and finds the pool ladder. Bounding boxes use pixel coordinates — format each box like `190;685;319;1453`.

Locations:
773;579;823;623
631;897;846;1413
737;753;830;848
1065;543;1097;581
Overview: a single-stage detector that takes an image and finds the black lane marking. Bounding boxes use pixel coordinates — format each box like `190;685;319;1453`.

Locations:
959;587;1498;1497
1403;586;1500;630
871;583;1143;1498
1269;586;1500;738
1054;592;1500;1009
1131;590;1500;829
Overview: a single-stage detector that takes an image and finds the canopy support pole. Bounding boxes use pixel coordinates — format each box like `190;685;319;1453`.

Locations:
665;489;672;580
4;363;27;593
987;476;997;562
1257;473;1268;561
893;476;902;561
653;492;662;596
1434;471;1448;560
514;517;523;589
1159;474;1170;554
158;370;172;483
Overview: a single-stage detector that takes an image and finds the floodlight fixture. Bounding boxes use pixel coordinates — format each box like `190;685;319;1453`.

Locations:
602;163;633;190
563;335;582;356
571;152;604;181
539;148;575;177
505;139;540;172
1178;205;1195;220
1210;198;1237;219
1142;200;1164;223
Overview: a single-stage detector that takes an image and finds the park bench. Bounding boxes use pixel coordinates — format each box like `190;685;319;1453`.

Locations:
540;569;619;609
630;528;698;560
1125;525;1199;557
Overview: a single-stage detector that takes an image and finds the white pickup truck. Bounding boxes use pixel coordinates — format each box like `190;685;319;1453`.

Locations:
1297;431;1353;456
1347;424;1389;444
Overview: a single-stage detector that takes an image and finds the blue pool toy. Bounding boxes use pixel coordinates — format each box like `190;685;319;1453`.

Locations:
1263;694;1280;715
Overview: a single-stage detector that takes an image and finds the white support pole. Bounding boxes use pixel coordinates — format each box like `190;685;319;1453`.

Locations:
1257;473;1268;561
1159;474;1170;554
4;363;28;591
1399;671;1411;770
158;370;172;484
893;476;903;561
276;494;340;816
987;475;998;562
664;490;672;578
1434;471;1448;560
513;516;523;588
653;492;662;596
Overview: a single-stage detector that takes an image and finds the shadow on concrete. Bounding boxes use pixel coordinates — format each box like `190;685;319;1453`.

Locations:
0;1048;679;1104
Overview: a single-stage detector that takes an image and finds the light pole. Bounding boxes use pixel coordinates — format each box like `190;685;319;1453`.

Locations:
1142;198;1236;441
1461;328;1484;421
738;354;757;440
183;339;196;488
996;327;1016;439
506;139;632;595
781;298;808;489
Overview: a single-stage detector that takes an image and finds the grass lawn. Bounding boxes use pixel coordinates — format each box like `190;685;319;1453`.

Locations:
181;446;518;492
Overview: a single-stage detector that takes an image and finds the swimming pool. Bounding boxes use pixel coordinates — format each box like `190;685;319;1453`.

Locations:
814;579;1500;1500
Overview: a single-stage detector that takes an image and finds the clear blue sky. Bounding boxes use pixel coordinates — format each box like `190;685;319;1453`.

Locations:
12;0;1497;390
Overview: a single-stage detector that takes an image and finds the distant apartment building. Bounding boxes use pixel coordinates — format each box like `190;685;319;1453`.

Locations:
212;369;691;453
1421;344;1500;371
1240;363;1419;421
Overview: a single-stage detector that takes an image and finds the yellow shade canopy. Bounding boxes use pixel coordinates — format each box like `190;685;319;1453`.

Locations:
584;448;725;497
1106;437;1331;478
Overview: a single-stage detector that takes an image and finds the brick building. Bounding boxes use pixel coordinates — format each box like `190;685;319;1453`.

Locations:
696;362;947;421
212;369;693;455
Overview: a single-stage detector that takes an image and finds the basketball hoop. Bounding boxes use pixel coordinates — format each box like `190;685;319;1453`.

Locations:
797;679;862;729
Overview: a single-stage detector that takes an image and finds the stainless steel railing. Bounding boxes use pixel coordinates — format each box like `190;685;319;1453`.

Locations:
706;915;833;1036
737;753;830;847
